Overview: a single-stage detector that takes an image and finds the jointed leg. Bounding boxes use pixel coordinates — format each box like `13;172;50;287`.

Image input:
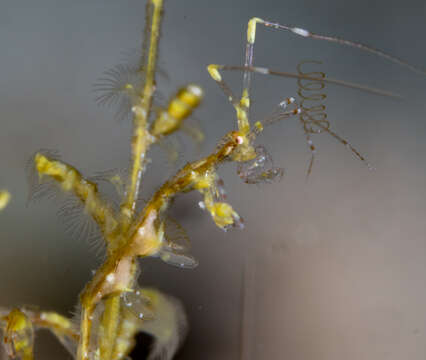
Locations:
316;122;374;170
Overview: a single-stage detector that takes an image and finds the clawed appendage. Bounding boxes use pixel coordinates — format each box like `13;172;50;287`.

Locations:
2;1;425;359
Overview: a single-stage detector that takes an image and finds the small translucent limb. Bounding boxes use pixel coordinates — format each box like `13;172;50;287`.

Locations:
250;96;301;136
304;133;316;178
0;191;10;211
150;84;203;139
158;246;199;269
121;289;155;321
129;214;198;269
2;309;34;360
299;101;372;170
121;0;164;222
139;217;199;269
29;151;118;244
136;215;199;269
163;217;191;251
237;145;284;185
161;243;199;267
315;120;374;170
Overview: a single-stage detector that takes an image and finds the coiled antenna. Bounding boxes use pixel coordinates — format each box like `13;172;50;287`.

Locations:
297;60;372;176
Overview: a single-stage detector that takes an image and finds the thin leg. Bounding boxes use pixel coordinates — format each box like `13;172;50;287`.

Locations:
304;133;316;177
319;123;374;170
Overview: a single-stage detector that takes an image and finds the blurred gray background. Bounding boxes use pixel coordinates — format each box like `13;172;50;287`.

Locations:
1;0;426;359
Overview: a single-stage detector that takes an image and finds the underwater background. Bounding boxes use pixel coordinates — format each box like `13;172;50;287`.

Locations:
0;0;426;359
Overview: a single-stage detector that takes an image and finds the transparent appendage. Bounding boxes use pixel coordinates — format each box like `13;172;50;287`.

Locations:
121;290;155;321
237;145;284;184
159;247;199;269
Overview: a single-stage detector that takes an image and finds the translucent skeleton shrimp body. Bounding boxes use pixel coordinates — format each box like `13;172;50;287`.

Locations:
1;1;425;360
